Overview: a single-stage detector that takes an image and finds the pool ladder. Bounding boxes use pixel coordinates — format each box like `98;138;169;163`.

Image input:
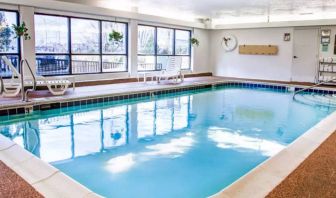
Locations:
20;59;36;102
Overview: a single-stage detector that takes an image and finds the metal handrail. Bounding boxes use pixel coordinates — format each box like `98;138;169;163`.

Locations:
20;59;37;102
293;78;336;98
0;76;3;95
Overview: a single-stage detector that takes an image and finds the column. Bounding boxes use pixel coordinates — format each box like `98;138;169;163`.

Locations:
19;6;36;75
129;19;138;77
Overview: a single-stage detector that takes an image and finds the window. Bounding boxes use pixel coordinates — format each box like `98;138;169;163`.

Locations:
157;28;174;55
71;18;100;74
137;25;191;71
175;30;190;55
137;26;155;71
175;30;191;69
71;18;99;54
102;21;127;72
0;10;19;78
35;14;70;75
138;26;155;55
35;14;128;76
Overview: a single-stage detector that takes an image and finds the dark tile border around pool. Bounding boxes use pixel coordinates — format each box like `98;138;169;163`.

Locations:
1;81;336;117
0;84;212;117
294;87;336;94
216;82;289;91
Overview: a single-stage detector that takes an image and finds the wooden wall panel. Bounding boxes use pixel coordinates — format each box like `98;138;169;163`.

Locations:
239;45;278;55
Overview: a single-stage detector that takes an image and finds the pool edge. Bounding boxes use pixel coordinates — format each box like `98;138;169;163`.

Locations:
1;79;336;197
0;134;103;198
211;111;336;198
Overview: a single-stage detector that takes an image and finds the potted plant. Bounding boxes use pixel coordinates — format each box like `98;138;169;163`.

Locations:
12;22;31;40
191;37;200;47
109;30;123;43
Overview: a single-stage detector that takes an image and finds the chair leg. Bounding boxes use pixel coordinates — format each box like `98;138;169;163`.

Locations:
72;82;76;92
2;86;21;97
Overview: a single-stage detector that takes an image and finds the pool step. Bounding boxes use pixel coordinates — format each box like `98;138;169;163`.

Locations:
294;93;336;108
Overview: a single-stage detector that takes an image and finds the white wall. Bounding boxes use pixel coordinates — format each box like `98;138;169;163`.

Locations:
209;26;336;83
192;28;210;73
210;27;295;82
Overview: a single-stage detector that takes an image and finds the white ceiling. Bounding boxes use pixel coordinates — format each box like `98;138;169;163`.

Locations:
56;0;336;25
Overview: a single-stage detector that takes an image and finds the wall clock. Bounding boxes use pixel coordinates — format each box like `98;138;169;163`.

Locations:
221;34;238;52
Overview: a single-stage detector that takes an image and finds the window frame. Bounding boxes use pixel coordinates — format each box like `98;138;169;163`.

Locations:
137;24;191;71
35;13;128;76
0;9;21;78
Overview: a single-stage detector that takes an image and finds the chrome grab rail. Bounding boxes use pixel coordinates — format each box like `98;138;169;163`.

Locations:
0;76;3;95
20;59;36;102
293;78;336;98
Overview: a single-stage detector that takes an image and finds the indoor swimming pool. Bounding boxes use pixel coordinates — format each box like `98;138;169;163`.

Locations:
0;84;335;198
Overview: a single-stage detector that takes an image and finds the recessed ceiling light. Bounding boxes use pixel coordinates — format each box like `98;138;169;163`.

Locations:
299;12;314;15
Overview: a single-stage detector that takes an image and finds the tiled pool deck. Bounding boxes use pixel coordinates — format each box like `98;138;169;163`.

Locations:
267;131;336;198
0;76;221;111
0;161;43;198
1;76;336;197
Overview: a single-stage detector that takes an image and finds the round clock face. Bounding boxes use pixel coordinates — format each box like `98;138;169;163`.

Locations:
221;35;238;52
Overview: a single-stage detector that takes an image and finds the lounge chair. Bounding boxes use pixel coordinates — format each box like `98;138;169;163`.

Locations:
1;57;22;97
1;56;75;97
156;56;184;83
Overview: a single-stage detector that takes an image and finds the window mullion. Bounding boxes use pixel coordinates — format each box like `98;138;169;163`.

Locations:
69;17;72;75
173;29;176;56
155;27;158;70
99;20;103;73
16;10;21;73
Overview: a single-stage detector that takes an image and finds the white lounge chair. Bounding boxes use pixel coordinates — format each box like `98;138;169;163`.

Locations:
1;57;22;97
157;56;184;83
1;56;75;97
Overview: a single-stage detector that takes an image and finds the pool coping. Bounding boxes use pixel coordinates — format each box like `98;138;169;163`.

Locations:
211;108;336;198
1;79;336;197
0;135;102;197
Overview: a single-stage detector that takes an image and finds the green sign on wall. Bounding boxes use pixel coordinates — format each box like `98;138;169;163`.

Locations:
322;45;329;52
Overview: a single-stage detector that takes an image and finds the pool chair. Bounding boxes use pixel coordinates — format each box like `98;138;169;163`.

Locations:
1;57;22;97
156;56;184;83
1;56;75;97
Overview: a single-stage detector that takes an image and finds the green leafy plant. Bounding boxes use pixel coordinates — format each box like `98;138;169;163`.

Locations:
109;30;123;43
12;22;31;40
191;37;199;47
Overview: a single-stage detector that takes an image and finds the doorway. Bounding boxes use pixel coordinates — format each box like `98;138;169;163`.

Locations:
291;28;319;83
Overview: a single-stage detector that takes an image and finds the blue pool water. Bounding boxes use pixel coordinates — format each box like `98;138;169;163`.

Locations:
0;86;335;198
